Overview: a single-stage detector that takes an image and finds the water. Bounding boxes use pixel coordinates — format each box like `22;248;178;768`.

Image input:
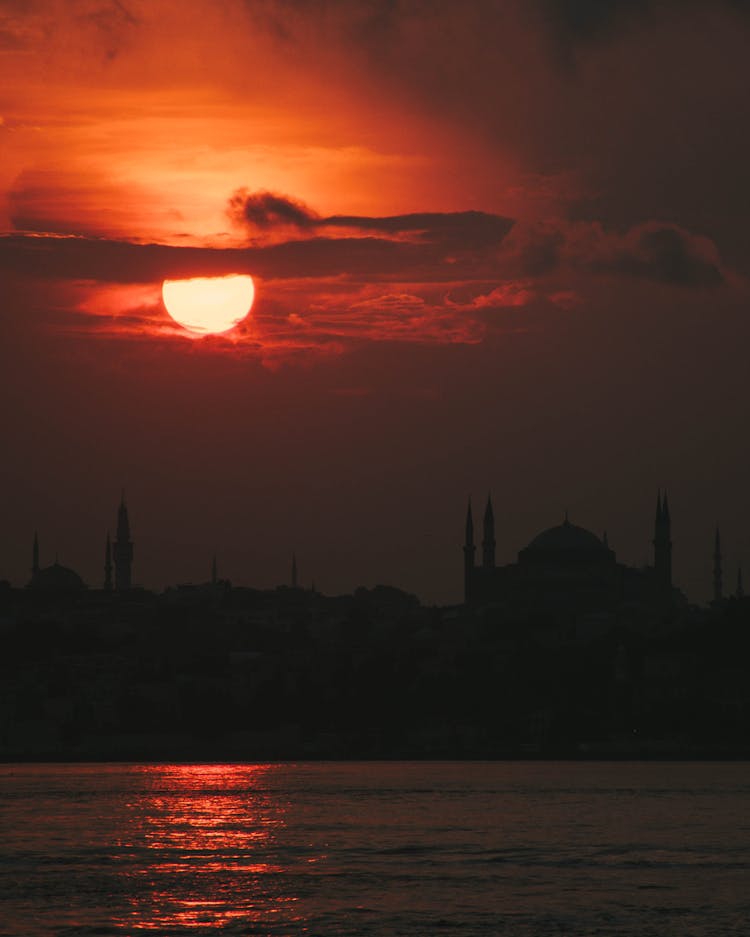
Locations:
1;762;749;936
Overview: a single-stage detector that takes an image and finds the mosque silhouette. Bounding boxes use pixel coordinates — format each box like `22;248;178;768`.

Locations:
28;494;133;595
463;491;695;612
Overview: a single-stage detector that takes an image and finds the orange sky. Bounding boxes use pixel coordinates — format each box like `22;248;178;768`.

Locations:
0;1;532;243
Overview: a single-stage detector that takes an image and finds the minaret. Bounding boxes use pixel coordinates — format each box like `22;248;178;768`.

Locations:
713;527;723;604
653;489;672;593
662;491;672;589
482;494;495;569
291;553;298;588
32;532;39;577
104;533;113;592
463;498;475;603
211;554;218;586
737;566;744;600
652;489;661;574
113;493;133;591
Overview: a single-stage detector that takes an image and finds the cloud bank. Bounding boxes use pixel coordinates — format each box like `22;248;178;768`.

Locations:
0;187;734;366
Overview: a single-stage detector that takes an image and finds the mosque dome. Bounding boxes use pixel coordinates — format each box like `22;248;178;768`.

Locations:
519;518;614;565
30;562;86;593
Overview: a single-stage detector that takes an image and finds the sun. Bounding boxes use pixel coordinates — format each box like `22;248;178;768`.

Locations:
162;275;255;335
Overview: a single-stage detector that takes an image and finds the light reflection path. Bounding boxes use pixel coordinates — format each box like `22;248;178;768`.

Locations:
117;764;304;931
4;762;750;936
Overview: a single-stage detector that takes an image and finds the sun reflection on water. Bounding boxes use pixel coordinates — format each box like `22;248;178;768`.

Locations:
118;764;303;931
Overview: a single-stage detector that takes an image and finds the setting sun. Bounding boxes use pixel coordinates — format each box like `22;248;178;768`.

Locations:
162;275;255;335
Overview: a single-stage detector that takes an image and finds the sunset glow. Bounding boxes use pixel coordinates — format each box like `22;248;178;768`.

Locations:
162;275;255;335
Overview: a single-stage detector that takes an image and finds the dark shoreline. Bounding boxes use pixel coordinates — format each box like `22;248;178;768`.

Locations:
4;747;750;764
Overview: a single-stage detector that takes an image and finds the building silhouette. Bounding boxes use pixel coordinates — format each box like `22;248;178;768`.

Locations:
104;532;113;592
27;533;85;594
713;527;723;604
113;494;133;591
653;491;672;595
12;488;734;610
26;495;133;595
463;490;682;612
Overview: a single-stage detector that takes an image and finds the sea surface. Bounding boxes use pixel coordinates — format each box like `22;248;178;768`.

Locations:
1;761;749;936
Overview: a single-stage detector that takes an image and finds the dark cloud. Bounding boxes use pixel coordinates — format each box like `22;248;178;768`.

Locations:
324;212;513;250
539;0;651;43
0;0;137;59
539;0;750;45
0;215;726;295
0;233;404;283
244;2;750;281
0;0;48;50
229;190;319;230
229;190;514;250
248;1;750;62
501;219;726;287
512;226;565;277
597;223;725;287
82;1;138;60
0;231;466;285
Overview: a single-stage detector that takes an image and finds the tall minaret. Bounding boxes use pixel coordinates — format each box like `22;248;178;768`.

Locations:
737;567;744;600
32;531;39;577
653;489;672;593
291;553;298;588
463;498;475;603
482;494;495;569
114;493;133;591
211;554;218;586
104;532;113;592
662;491;672;588
713;527;723;604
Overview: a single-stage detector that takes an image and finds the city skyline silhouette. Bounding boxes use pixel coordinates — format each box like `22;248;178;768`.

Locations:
4;481;750;762
11;487;745;609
